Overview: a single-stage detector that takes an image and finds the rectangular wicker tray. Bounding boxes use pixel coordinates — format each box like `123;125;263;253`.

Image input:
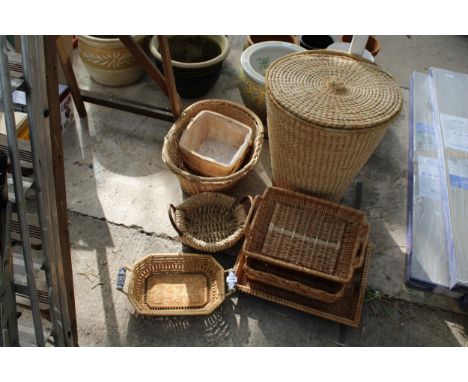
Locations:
244;187;366;283
236;244;372;328
121;253;229;316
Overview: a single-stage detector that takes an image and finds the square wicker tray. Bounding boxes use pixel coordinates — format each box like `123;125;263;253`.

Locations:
244;187;366;283
235;244;372;328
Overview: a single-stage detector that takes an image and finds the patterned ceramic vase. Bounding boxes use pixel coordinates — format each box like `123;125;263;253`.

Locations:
78;35;147;86
238;41;305;132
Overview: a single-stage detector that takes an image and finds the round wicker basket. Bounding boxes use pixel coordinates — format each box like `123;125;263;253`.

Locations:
168;192;252;253
162;99;264;195
265;50;403;201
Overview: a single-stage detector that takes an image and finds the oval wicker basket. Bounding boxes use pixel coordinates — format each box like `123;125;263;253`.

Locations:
265;50;403;201
119;253;231;316
162;99;264;195
168;192;252;253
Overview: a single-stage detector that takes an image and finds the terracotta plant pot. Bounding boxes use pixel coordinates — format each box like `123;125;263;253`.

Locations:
299;35;334;50
78;35;147;86
243;35;298;50
149;35;230;98
341;35;381;56
238;41;305;131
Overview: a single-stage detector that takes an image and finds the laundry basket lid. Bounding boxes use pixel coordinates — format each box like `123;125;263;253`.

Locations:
265;50;403;129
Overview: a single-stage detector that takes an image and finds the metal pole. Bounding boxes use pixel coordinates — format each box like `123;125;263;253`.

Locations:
21;35;73;346
0;35;45;346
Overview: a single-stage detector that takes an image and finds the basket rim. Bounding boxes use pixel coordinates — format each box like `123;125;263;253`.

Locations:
162;99;264;185
265;49;403;130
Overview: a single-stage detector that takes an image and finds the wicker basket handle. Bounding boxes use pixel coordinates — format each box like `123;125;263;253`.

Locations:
352;244;366;270
224;268;237;298
116;265;133;294
244;196;261;232
168;204;183;236
240;195;253;210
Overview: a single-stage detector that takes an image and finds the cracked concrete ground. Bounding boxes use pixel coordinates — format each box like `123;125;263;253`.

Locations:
65;35;468;346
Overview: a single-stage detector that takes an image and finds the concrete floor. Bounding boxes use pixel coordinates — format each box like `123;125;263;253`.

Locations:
65;35;468;346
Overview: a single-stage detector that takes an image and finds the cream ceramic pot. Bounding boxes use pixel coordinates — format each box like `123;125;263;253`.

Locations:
78;35;147;86
238;41;305;126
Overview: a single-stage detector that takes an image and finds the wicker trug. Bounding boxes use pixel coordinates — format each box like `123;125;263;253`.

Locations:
162;99;264;195
169;192;251;253
265;50;403;201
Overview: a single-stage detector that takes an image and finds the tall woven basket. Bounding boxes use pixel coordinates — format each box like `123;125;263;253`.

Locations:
162;99;264;195
265;50;403;201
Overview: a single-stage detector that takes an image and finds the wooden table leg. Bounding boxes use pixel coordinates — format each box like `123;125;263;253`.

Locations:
44;36;78;346
119;36;169;97
56;36;87;118
157;36;181;119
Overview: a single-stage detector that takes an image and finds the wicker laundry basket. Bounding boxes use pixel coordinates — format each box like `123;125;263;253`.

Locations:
265;50;403;201
162;100;264;195
168;193;252;253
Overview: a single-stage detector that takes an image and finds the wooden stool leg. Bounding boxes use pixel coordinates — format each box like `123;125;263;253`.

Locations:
157;36;181;119
56;36;87;118
119;36;169;96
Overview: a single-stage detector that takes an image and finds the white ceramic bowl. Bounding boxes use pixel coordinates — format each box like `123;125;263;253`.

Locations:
241;41;306;85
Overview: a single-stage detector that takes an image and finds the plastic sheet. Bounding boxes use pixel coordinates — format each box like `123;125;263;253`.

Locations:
430;67;468;291
406;72;456;295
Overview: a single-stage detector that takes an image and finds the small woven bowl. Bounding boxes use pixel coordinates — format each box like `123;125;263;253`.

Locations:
169;192;252;253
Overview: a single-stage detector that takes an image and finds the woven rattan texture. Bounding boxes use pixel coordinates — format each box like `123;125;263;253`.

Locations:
162;100;264;195
235;244;372;327
244;256;345;303
244;187;365;283
171;192;248;253
265;50;402;129
127;253;226;316
265;50;402;201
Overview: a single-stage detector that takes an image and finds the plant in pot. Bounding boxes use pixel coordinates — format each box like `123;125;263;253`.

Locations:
238;41;305;134
78;35;147;86
243;35;298;50
149;35;230;98
299;35;335;50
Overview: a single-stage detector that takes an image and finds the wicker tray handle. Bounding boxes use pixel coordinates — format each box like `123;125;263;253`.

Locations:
244;195;261;232
168;204;183;236
116;265;133;294
224;269;237;296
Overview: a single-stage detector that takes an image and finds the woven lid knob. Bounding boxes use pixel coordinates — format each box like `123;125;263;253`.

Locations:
266;50;403;129
327;79;348;95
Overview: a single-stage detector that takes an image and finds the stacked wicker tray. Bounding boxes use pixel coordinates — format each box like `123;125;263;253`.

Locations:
236;187;371;327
